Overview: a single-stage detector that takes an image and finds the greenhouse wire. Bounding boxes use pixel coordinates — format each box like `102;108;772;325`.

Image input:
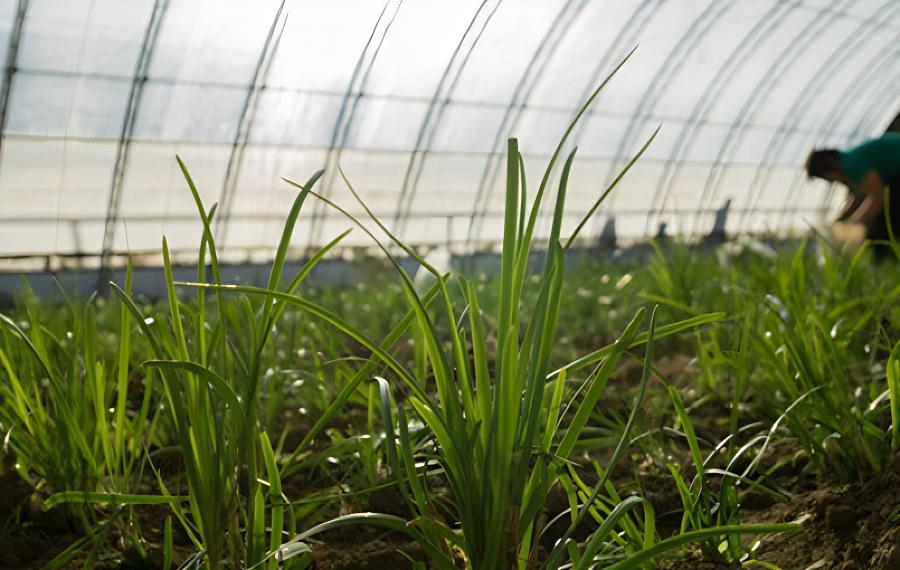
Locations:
98;0;170;290
0;0;27;168
393;0;502;237
216;1;287;248
741;0;900;231
307;0;402;249
467;0;585;244
707;0;853;231
651;0;798;238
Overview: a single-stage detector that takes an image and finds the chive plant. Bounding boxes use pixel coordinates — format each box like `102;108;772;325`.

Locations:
119;163;360;568
646;238;900;481
0;270;161;553
9;50;882;570
2;168;892;567
889;340;899;451
225;53;799;569
28;163;356;567
257;147;796;568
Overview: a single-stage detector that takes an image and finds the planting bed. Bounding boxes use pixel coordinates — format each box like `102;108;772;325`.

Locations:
0;98;898;568
1;234;898;569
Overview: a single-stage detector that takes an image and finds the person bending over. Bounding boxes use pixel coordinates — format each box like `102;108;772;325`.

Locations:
805;133;900;261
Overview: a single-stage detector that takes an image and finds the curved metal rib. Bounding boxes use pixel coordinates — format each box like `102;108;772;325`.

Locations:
391;0;502;239
581;0;734;236
566;0;659;146
740;0;900;231
98;0;170;288
216;1;287;249
305;0;402;249
688;0;855;237
466;0;587;245
0;0;28;171
853;65;900;137
556;0;662;239
646;0;799;238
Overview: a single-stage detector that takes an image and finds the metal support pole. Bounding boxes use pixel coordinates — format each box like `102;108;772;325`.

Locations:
217;2;287;249
392;0;501;238
97;0;170;292
305;0;402;250
690;0;854;237
0;0;29;170
645;0;798;238
467;0;586;245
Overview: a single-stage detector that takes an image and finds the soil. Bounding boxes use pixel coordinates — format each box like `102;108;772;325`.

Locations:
305;446;900;570
746;451;900;570
3;349;898;569
310;531;427;569
0;467;193;569
0;469;73;569
2;461;895;570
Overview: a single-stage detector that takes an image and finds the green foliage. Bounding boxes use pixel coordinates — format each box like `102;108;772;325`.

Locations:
0;266;161;544
646;239;900;481
4;56;899;570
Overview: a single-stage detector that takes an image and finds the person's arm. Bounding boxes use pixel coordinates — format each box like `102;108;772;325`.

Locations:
835;192;864;221
847;170;886;225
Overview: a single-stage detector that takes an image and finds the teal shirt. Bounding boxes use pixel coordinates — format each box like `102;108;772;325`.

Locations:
840;133;900;184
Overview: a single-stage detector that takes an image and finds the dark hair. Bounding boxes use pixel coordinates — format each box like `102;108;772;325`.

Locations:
805;149;842;179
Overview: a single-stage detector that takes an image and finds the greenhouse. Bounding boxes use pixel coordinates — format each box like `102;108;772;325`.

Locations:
0;0;898;568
